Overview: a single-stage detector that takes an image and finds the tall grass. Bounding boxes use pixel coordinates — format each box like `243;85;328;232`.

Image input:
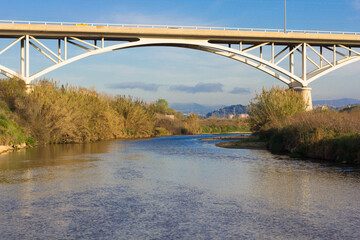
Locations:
248;86;360;163
0;78;157;144
20;81;125;143
0;78;258;147
267;110;360;163
111;96;155;137
200;118;250;133
248;86;306;131
183;113;201;135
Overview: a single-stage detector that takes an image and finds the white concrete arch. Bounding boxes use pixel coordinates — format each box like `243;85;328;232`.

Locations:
306;56;360;85
4;38;306;86
0;64;22;80
178;44;298;86
1;36;360;92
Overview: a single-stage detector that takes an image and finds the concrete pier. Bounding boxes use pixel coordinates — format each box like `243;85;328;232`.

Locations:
295;87;313;111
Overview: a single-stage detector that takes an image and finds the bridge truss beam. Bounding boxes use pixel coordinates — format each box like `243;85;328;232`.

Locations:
1;35;360;97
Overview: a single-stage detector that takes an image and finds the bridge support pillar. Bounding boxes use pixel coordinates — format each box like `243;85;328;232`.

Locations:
295;87;313;111
26;84;34;94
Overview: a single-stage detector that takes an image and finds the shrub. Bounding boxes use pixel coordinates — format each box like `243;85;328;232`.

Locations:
199;118;250;133
265;110;360;163
112;96;155;138
155;115;184;135
14;80;124;143
0;78;27;111
0;79;158;144
0;112;29;145
248;86;306;131
183;113;200;135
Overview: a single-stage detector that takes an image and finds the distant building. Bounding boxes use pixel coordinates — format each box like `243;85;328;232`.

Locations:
165;114;175;120
313;105;331;111
239;114;249;119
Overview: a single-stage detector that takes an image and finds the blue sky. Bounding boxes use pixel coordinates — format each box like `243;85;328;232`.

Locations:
1;0;360;105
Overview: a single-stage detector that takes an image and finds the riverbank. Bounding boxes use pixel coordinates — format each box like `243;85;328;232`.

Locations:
199;135;267;149
209;132;360;165
211;111;360;165
242;86;360;165
1;78;251;154
0;78;250;147
216;139;267;149
0;143;27;155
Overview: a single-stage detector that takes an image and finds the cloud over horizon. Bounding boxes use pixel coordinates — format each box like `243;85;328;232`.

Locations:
169;83;223;93
229;87;251;94
106;82;162;91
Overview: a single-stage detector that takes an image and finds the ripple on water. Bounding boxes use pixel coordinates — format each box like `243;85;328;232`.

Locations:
0;135;359;239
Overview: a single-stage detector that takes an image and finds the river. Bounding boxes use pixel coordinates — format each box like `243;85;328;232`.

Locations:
0;134;359;239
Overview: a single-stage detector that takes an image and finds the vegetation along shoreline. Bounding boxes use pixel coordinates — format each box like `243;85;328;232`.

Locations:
212;87;360;165
1;78;359;165
0;78;250;155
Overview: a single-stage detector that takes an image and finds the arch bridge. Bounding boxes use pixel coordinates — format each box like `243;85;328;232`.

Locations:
2;20;360;109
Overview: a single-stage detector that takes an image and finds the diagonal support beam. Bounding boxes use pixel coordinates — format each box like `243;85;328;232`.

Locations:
275;43;302;65
70;37;100;49
198;47;293;85
338;44;360;56
296;49;321;69
30;36;64;62
269;46;289;63
29;41;57;64
0;36;25;55
67;40;92;51
306;44;333;67
324;46;347;58
242;42;269;53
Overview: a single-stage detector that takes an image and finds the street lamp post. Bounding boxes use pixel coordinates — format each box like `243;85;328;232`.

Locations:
284;0;287;33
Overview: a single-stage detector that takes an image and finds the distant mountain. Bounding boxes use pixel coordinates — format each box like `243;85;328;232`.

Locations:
170;103;225;115
171;98;360;116
313;98;360;108
206;104;248;118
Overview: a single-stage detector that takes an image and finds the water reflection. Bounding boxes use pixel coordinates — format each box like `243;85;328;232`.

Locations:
252;158;360;212
0;135;359;239
0;140;119;184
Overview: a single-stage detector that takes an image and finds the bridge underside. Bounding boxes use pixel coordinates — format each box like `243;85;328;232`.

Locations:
1;23;360;110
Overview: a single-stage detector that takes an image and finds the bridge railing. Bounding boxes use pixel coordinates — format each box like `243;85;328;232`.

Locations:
1;20;359;35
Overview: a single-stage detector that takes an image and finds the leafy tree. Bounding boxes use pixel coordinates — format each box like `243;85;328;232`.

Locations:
155;99;169;114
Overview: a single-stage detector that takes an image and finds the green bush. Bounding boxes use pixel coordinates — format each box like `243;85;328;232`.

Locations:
0;112;29;145
248;86;306;131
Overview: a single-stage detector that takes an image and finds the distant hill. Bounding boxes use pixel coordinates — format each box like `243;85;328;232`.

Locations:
313;98;360;108
170;103;225;115
206;104;248;118
171;98;360;116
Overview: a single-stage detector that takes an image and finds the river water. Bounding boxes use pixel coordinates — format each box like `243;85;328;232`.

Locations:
0;134;359;239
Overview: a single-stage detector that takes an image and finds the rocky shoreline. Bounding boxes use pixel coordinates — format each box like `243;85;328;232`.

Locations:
0;143;27;155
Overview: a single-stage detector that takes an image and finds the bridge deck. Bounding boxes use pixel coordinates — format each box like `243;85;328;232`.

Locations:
1;23;360;46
